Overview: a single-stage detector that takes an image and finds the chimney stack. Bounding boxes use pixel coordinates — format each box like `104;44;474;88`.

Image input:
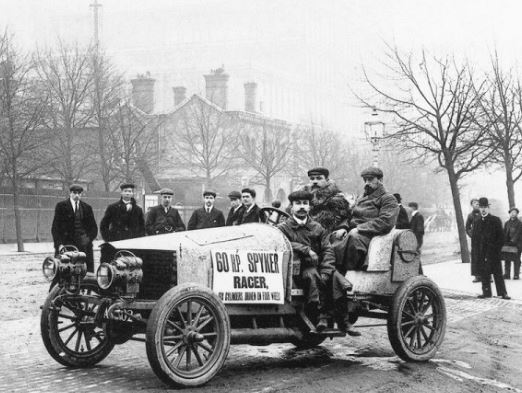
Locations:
204;67;229;109
130;72;155;114
244;82;257;112
172;86;187;106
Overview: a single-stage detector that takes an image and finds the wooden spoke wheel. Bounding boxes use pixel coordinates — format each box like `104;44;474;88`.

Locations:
146;284;230;388
387;276;446;361
40;282;114;367
259;207;290;226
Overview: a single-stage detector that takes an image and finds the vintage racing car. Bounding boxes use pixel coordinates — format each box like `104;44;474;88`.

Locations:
40;208;446;388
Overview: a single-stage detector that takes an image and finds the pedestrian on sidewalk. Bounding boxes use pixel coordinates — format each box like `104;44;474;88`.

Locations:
466;198;481;282
408;202;424;252
472;197;510;300
501;207;522;280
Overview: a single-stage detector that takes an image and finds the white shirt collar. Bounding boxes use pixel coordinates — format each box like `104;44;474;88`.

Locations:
70;198;78;209
412;210;418;216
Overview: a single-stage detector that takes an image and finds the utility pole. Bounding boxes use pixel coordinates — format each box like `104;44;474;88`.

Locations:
90;0;102;48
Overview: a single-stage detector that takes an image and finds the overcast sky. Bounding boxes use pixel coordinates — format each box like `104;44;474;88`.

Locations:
1;0;520;204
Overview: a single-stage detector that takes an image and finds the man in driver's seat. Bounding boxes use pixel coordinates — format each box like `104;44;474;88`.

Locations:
277;190;335;331
338;167;399;271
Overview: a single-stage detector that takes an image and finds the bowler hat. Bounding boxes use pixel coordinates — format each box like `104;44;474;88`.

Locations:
69;184;83;193
478;197;490;207
120;183;135;190
509;207;519;214
393;193;402;203
307;167;329;178
203;190;216;198
158;188;174;195
288;190;313;202
227;190;241;199
360;167;384;179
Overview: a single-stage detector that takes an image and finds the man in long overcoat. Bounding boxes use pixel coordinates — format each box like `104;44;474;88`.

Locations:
341;167;399;271
408;202;424;251
51;184;98;272
187;190;225;230
145;188;186;235
393;193;410;229
225;191;244;226
100;183;145;242
472;197;510;299
502;207;522;280
466;198;481;282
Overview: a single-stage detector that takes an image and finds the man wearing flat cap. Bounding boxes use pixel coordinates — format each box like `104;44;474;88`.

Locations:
472;197;510;299
226;190;244;226
502;207;522;280
300;167;351;236
100;183;145;242
145;188;186;235
340;167;399;271
188;190;226;230
51;184;98;272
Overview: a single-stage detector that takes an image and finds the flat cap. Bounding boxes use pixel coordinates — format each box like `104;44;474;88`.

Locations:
360;167;384;178
69;184;83;192
509;207;519;214
158;187;174;195
288;190;313;202
307;167;329;178
227;190;241;199
241;188;256;198
203;190;216;197
120;183;135;190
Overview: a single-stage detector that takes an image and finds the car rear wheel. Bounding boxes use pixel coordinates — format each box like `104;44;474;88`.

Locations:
387;276;446;361
40;282;114;367
146;284;231;388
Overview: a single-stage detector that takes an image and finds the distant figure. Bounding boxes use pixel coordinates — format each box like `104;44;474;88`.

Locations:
225;191;244;226
408;202;425;251
51;184;98;272
145;188;185;235
237;188;261;224
100;183;145;242
187;190;225;230
502;207;522;280
271;200;282;209
466;198;481;283
473;197;510;299
393;193;410;229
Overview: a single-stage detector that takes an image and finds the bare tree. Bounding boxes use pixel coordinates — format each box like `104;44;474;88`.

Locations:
359;46;491;263
35;40;96;185
167;97;239;188
239;119;291;202
0;32;49;251
89;49;124;191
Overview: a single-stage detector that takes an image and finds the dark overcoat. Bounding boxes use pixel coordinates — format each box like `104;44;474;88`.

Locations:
396;205;410;229
51;199;98;254
466;209;481;276
472;214;504;275
100;198;145;242
226;205;245;226
503;218;522;249
410;212;425;247
145;205;186;235
238;204;261;224
187;207;225;230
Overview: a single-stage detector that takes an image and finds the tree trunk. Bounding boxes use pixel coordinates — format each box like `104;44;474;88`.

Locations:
504;157;516;208
264;176;272;204
12;183;25;252
446;164;470;263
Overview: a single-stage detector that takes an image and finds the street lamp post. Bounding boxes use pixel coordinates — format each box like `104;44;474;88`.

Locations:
364;108;386;167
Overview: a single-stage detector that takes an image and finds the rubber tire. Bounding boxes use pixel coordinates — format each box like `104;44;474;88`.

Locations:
387;276;446;362
146;283;231;388
40;283;114;367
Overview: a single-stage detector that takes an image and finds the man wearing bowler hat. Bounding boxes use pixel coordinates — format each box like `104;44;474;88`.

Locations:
51;184;98;272
145;188;186;235
187;190;226;230
225;190;244;226
502;207;522;280
100;183;145;242
472;197;510;299
340;167;399;272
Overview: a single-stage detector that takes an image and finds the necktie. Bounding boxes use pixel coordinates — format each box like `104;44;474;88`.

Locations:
207;208;210;214
75;201;79;217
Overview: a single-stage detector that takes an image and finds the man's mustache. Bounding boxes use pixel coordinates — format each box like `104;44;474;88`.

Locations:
364;185;373;194
311;184;319;189
296;209;307;214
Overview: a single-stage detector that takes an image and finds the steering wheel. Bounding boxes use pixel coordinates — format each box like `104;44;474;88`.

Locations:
259;207;290;226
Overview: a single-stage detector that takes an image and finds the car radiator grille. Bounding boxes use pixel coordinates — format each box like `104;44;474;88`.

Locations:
131;250;177;300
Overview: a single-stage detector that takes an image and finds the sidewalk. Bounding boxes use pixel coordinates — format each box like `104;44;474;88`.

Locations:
423;259;522;301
